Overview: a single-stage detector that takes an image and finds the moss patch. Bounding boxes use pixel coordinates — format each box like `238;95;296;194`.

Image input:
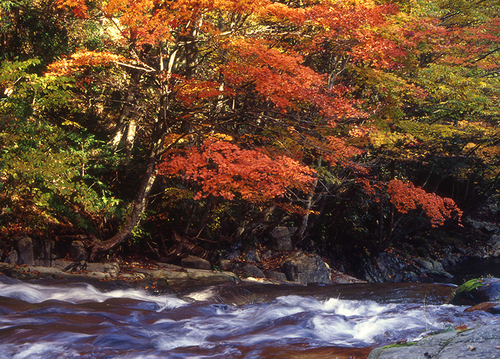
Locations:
382;341;417;349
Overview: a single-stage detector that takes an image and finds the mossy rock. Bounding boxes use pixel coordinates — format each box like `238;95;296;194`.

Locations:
451;277;500;305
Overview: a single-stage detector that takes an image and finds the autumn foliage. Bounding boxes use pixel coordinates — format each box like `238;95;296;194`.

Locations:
4;0;496;259
158;137;316;202
387;180;462;227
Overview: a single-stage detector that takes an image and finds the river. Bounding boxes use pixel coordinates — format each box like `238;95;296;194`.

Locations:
2;275;500;358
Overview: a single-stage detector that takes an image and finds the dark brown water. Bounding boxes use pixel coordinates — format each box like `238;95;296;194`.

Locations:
1;275;499;358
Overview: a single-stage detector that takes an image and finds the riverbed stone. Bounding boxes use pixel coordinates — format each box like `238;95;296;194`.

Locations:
451;277;500;305
465;302;500;314
281;252;332;285
266;270;288;282
181;255;211;270
240;263;266;278
368;325;500;359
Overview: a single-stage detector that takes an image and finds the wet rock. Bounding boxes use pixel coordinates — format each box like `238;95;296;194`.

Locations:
16;236;34;266
69;240;87;261
361;252;416;283
451;277;500;305
181;255;211;270
270;226;294;251
240;263;265;278
465;302;500;314
413;257;443;271
330;270;365;284
368;324;500;359
281;252;332;285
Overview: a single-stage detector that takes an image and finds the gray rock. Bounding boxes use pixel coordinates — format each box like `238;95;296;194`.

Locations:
281;252;332;285
368;325;500;359
181;255;211;270
16;236;34;265
489;235;500;249
241;263;266;278
270;226;293;251
266;270;288;282
451;277;500;305
413;257;444;272
84;262;119;276
104;262;120;277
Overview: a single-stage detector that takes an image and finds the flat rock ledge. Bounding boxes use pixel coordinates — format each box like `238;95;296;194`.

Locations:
0;258;362;292
0;261;240;291
368;325;500;359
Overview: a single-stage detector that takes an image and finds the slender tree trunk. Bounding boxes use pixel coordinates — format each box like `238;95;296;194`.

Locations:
90;121;166;260
124;118;137;163
291;178;318;247
108;71;140;151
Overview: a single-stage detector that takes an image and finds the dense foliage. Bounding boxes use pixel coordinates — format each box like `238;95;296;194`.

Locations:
0;0;498;262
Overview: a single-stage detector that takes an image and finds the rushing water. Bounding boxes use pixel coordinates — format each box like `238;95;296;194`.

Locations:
1;275;500;359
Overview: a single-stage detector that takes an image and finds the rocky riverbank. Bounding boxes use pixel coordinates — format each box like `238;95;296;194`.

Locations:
0;253;362;295
368;325;500;359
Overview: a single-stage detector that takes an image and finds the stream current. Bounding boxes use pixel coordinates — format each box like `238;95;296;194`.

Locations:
1;275;500;358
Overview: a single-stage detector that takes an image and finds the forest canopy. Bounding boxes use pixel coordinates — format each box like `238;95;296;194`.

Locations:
0;0;498;261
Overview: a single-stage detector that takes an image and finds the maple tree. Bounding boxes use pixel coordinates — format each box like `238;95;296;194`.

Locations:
3;0;490;262
47;0;414;257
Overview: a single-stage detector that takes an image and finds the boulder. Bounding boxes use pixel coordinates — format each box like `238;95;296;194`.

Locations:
413;257;443;271
368;324;500;359
16;236;35;266
465;302;500;314
413;257;453;280
489;235;500;256
181;255;211;270
451;277;500;305
240;263;265;278
361;252;414;283
281;252;332;285
266;270;288;283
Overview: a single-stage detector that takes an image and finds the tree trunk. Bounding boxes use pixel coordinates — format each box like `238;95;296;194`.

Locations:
90;121;166;260
108;71;140;151
291;178;318;247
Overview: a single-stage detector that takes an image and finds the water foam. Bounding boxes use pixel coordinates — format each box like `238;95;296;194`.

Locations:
0;278;187;309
